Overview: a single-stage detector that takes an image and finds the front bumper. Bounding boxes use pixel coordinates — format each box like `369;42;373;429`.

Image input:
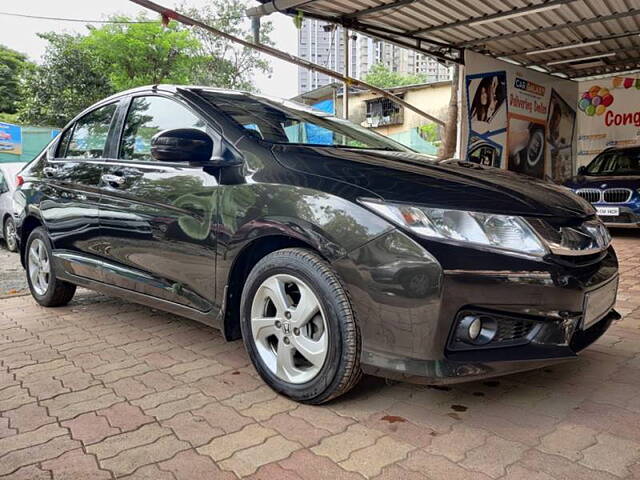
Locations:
593;204;640;228
333;229;620;384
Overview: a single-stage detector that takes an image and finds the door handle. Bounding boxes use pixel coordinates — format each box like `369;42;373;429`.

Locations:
101;174;126;186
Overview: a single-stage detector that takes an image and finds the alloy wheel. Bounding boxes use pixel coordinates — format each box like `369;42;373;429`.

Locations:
4;220;16;251
28;238;50;296
250;273;328;384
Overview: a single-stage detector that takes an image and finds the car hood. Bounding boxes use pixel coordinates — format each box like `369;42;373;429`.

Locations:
271;146;594;220
565;175;640;190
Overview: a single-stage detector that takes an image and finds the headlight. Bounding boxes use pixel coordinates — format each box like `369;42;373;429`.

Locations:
360;199;548;257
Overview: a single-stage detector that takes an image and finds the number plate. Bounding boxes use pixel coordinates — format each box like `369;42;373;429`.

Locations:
583;277;618;330
596;206;619;216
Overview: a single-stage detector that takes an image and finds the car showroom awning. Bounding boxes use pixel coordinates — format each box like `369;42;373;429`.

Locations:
250;0;640;79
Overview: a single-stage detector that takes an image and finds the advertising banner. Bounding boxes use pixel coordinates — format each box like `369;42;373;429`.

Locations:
577;75;640;167
0;122;23;155
461;51;577;181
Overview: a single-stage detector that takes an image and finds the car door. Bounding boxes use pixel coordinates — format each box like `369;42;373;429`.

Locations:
98;94;219;313
38;101;120;280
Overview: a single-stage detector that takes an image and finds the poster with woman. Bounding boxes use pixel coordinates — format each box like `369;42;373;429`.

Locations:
466;71;508;167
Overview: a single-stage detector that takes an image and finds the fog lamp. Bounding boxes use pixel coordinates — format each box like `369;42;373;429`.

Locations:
456;314;497;345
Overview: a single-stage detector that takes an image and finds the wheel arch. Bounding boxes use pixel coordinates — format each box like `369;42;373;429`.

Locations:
222;234;327;341
19;215;44;268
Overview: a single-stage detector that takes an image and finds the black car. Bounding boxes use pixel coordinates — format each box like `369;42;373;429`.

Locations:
14;86;619;404
565;146;640;228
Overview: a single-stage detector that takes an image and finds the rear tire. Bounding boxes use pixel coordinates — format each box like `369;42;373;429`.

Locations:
3;217;17;252
25;227;76;307
240;248;362;404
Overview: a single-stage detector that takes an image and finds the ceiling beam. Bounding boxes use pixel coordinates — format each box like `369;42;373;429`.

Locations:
246;0;317;17
567;58;640;78
497;29;640;58
342;0;417;19
460;9;640;47
412;0;576;35
527;46;640;68
295;9;462;63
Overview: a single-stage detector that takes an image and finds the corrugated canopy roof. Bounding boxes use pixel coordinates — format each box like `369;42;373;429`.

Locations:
256;0;640;80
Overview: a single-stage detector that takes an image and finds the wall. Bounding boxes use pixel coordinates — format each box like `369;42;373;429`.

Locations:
577;75;640;167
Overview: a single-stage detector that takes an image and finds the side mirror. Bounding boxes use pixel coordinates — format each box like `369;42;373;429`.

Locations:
151;128;213;163
577;165;587;176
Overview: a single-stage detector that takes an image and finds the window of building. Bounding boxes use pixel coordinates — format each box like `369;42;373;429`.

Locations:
365;96;404;128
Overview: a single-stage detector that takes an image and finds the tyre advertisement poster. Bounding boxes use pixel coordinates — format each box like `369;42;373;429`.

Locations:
461;51;577;181
577;76;640;167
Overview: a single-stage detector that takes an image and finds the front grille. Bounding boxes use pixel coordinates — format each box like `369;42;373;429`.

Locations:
576;188;601;203
603;188;632;203
494;319;536;343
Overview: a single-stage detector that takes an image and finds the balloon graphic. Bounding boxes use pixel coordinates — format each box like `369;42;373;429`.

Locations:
589;85;600;96
613;77;624;88
602;94;614;107
582;91;592;100
586;104;596;116
636;79;640;90
592;96;601;106
624;77;634;89
598;88;609;97
578;98;590;111
596;105;606;116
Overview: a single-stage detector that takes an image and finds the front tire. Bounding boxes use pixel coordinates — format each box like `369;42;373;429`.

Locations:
240;248;361;404
25;227;76;307
3;217;17;252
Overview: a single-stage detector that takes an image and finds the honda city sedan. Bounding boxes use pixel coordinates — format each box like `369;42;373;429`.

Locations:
14;85;619;403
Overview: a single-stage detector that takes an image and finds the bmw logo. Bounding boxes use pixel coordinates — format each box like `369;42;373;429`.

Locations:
600;183;607;188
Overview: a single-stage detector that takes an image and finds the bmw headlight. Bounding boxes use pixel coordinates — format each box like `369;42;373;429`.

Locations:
360;199;548;257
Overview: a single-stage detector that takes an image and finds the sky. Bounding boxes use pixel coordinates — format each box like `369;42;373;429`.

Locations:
0;0;298;98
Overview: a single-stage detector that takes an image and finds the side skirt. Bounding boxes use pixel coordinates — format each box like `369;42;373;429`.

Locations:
56;269;223;331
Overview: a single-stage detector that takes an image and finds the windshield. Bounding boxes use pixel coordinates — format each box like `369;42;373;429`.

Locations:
198;91;412;152
586;148;640;175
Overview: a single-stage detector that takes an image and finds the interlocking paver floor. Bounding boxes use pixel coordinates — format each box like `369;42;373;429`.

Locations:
1;231;640;479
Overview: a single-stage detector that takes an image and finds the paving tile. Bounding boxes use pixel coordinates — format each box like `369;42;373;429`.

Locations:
311;424;385;462
3;403;55;433
460;435;528;478
579;432;640;477
402;450;493;480
538;423;598;461
219;434;301;477
62;412;120;445
41;448;111;479
263;412;332;447
162;411;224;447
425;423;489;462
86;423;171;460
98;402;154;431
0;436;81;476
160;449;236;480
280;449;365;480
197;423;276;461
339;436;415;478
100;434;191;476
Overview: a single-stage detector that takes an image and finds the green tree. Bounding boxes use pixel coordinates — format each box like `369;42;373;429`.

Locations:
18;33;113;128
83;15;200;91
179;0;273;90
363;63;426;88
0;45;31;115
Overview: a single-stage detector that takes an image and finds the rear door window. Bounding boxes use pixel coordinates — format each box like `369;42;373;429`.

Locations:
64;103;118;159
119;96;206;161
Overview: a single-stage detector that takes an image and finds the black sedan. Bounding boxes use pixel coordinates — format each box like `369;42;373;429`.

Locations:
13;85;619;403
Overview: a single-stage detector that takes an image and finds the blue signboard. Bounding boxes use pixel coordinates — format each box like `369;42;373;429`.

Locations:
0;122;22;155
